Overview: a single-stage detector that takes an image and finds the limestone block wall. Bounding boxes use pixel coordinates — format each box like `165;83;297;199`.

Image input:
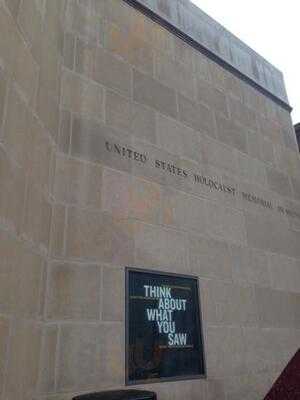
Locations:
0;1;300;400
0;0;64;399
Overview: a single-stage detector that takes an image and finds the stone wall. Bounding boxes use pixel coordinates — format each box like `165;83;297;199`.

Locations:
130;0;290;105
0;1;299;399
0;0;64;399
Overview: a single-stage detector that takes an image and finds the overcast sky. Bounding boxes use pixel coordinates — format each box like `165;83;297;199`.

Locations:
191;0;300;124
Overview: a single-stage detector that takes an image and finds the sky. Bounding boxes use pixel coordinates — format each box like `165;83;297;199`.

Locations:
191;0;300;124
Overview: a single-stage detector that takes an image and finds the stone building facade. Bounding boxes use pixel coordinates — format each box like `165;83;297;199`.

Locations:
0;0;300;399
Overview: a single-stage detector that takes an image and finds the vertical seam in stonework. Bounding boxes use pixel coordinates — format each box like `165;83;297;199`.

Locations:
38;255;48;322
33;64;41;112
37;323;46;393
68;111;73;156
175;91;179;119
130;67;134;101
99;265;104;321
192;71;197;104
211;110;218;141
0;73;9;142
62;205;68;257
43;258;52;322
1;314;12;399
70;32;76;72
20;172;30;239
103;88;107;125
54;324;61;391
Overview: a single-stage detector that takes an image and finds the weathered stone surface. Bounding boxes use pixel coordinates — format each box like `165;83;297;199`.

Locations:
0;232;44;318
75;38;132;97
4;0;21;18
38;325;58;393
102;266;124;322
156;113;202;163
35;33;61;99
291;175;300;201
201;279;258;326
18;245;45;318
266;166;292;197
0;317;9;394
98;323;124;387
36;83;60;141
200;135;238;175
193;52;212;82
229;97;258;131
101;168;131;218
178;94;215;137
46;262;101;320
29;114;53;188
189;235;233;281
0;148;26;233
66;0;104;42
18;0;42;49
103;0;135;33
149;22;175;56
236;152;267;186
197;79;228;117
58;110;71;154
205;326;246;377
71;115;134;173
62;32;75;69
54;154;102;209
268;254;300;294
3;85;31;167
231;245;270;287
0;5;39;103
61;69;104;118
57;322;124;391
4;320;42;400
255;286;299;328
155;52;196;100
162;188;208;235
0;68;7;134
106;89;156;144
130;175;161;224
215;113;247;153
223;371;272;400
259;116;282;145
49;204;66;258
133;69;177;118
65;207;134;265
106;23;154;74
274;144;300;177
57;324;102;391
134;222;187;272
173;37;195;72
21;183;52;252
244;210;300;258
206;201;246;244
102;168;162;223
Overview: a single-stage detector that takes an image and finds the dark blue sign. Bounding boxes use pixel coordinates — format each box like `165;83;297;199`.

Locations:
126;269;205;384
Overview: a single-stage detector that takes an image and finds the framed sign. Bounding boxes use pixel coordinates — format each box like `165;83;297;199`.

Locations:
126;268;206;385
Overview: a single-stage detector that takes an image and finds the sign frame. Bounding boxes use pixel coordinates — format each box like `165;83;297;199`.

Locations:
125;267;206;386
